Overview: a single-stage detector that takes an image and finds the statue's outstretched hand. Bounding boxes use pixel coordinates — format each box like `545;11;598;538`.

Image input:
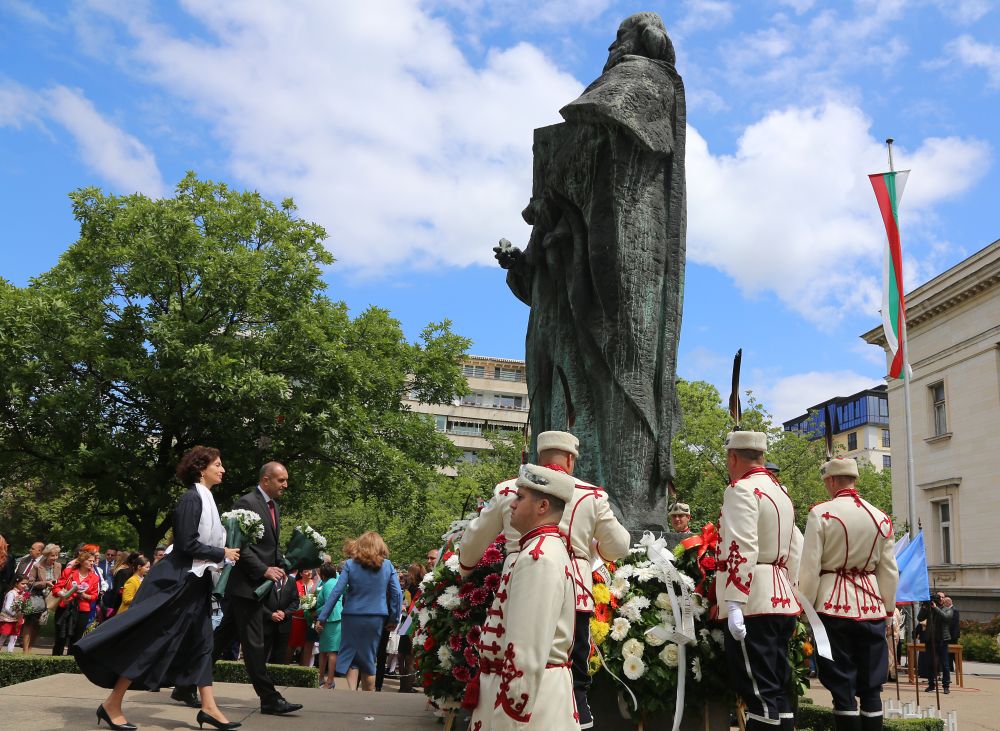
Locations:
493;238;524;270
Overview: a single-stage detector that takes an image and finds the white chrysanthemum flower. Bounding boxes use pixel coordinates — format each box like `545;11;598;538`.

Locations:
657;609;675;626
711;629;725;646
659;643;679;667
417;608;431;628
691;594;707;618
618;601;641;622
635;566;657;582
610;577;631;599
691;656;703;682
643;626;667;646
630;546;647;555
623;655;646;680
444;554;461;572
436;586;461;610
634;560;652;568
420;572;435;588
698;628;709;640
655;592;672;610
622;638;644;659
680;573;696;590
437;646;453;669
610;617;631;641
614;565;635;579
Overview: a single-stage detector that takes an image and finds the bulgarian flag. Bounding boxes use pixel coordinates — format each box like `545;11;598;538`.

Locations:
869;169;910;379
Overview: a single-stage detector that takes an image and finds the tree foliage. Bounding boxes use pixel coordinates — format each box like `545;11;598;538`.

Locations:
0;174;470;552
670;379;888;532
291;432;524;569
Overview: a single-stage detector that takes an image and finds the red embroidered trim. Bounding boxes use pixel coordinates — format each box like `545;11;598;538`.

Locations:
518;523;562;548
725;540;751;595
495;643;531;722
498;486;517;497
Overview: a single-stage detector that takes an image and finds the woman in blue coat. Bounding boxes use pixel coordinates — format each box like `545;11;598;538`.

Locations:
316;532;401;691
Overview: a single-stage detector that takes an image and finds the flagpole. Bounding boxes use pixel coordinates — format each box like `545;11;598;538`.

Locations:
886;138;919;541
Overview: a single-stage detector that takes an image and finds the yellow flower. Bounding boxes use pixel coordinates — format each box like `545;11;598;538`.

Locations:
588;653;603;675
590;619;611;646
592;584;611;606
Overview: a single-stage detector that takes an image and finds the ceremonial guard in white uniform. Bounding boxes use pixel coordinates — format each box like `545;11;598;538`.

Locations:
460;431;629;729
469;464;579;731
716;431;803;731
529;431;631;729
799;458;898;731
459;476;521;575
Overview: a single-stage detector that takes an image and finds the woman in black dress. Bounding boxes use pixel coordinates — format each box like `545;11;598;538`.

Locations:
74;446;240;730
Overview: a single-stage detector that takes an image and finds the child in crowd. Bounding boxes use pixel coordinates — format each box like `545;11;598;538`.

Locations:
0;574;30;652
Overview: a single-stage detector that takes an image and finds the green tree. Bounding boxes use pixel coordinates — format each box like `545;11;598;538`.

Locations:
671;380;829;531
0;174;470;552
284;432;523;568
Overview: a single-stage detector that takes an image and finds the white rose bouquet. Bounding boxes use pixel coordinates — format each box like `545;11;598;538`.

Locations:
213;509;265;597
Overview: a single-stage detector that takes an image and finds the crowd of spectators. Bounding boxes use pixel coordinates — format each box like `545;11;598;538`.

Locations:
0;529;439;693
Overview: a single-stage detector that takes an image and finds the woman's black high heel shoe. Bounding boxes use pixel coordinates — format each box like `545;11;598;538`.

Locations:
196;710;241;730
96;705;138;731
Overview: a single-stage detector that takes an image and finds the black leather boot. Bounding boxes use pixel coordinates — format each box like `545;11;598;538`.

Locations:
833;713;862;731
860;713;883;731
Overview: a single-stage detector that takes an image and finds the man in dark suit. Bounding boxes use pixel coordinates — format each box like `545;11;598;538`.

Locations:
15;542;44;579
261;573;300;664
172;461;303;715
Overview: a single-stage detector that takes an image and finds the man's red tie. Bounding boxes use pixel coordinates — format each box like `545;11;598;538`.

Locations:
268;500;277;530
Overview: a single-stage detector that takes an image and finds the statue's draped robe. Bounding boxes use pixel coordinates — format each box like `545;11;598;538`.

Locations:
506;55;685;529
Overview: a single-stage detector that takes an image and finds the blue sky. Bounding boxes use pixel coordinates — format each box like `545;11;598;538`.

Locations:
2;0;997;423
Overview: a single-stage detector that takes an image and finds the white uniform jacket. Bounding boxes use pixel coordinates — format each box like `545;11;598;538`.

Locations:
799;487;898;620
459;478;520;574
552;470;631;613
716;468;803;618
471;524;578;731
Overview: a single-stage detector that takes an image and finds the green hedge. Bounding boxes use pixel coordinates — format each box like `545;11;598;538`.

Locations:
797;704;944;730
959;632;1000;663
0;654;317;689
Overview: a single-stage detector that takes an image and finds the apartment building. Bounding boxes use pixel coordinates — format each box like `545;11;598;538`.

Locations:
405;355;529;473
782;385;892;470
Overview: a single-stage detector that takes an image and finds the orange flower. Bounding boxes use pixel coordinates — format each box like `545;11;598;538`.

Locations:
801;641;813;657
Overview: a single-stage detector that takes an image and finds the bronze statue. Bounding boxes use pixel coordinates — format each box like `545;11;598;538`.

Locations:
496;12;685;531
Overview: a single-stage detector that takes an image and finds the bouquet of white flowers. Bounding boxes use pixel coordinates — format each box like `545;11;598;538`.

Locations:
213;509;265;598
298;593;317;612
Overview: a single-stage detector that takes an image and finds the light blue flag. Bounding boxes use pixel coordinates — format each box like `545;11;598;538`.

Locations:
895;531;930;603
893;532;910;557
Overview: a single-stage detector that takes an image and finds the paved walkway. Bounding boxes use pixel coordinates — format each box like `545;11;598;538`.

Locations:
0;673;442;731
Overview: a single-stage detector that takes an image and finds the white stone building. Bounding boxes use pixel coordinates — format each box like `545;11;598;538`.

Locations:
862;239;1000;619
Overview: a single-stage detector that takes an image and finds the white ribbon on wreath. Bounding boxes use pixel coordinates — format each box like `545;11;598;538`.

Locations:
639;531;697;731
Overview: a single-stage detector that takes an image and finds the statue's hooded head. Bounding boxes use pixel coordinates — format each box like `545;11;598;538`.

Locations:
604;12;676;72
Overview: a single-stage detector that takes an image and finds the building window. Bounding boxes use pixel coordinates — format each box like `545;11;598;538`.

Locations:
462;392;484;407
493;394;524;410
883;454;891;469
494;366;522;382
930;382;947;436
937;500;952;564
434;415;446;432
881;429;890;448
462;364;485;379
448;419;483;436
847;432;858;450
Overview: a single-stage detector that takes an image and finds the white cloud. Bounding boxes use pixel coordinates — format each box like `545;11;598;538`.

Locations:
675;0;736;36
0;80;40;127
931;0;993;25
685;101;989;327
0;79;164;197
944;35;1000;88
43;86;166;198
78;0;581;273
754;370;882;424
